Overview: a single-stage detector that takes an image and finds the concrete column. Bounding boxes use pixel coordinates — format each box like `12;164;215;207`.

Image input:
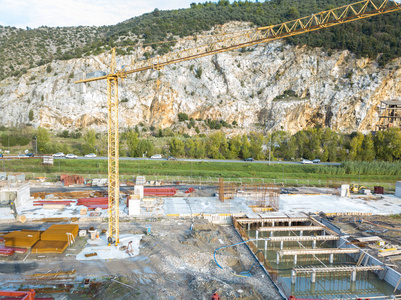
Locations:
311;269;316;283
247;223;250;230
276;252;280;264
300;230;303;236
264;240;268;251
256;230;259;240
312;240;316;249
280;240;284;250
350;281;356;293
322;230;326;236
272;221;275;227
291;270;296;284
270;231;273;237
294;254;297;265
329;253;334;264
289;221;292;227
351;268;357;282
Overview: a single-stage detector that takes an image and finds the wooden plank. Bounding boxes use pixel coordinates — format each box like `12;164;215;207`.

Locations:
356;236;383;242
378;250;401;257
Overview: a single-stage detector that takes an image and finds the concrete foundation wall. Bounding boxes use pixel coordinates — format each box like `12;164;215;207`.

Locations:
339;236;401;292
396;181;401;198
0;183;30;207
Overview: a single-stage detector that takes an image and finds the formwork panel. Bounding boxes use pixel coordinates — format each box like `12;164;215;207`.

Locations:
41;224;79;242
32;240;68;253
4;231;41;248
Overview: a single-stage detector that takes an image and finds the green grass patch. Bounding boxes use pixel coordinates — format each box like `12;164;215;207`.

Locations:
2;159;400;186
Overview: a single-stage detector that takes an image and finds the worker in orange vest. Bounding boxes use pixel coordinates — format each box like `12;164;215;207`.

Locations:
212;293;220;300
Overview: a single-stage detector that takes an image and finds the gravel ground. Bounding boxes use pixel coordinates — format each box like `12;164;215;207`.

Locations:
0;218;282;300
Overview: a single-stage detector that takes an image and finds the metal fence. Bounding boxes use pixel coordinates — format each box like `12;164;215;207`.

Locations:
3;172;397;192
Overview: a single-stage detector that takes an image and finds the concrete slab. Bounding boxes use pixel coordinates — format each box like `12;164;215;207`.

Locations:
279;194;401;215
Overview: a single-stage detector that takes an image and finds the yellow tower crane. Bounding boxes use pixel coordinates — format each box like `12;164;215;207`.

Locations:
75;0;401;245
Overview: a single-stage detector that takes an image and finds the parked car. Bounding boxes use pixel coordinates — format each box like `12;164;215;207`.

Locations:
65;154;78;159
84;153;97;158
312;159;321;164
52;152;65;157
25;153;34;157
302;159;313;164
244;157;254;161
150;154;162;159
167;156;176;160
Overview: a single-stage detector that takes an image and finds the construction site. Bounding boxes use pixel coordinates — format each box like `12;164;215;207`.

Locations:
0;174;401;299
1;0;401;299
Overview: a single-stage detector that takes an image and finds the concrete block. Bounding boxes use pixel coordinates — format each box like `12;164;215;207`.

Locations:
134;185;144;199
129;199;141;215
396;181;401;198
341;184;350;197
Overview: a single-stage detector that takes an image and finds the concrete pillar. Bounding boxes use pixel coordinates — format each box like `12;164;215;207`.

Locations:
247;223;250;230
311;282;316;295
322;230;326;236
294;254;297;265
350;280;356;293
329;253;334;264
256;230;259;240
272;221;275;227
280;240;284;250
351;268;357;282
289;221;292;227
264;240;267;251
270;231;273;237
291;270;296;284
300;230;303;236
311;269;316;283
312;240;316;249
276;252;280;264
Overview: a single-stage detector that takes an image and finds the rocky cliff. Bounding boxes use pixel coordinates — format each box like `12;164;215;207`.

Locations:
1;22;400;135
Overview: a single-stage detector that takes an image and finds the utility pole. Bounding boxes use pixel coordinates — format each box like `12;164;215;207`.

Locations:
34;136;37;154
269;134;272;166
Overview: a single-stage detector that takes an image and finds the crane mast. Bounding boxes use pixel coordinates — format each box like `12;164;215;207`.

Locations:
75;0;401;245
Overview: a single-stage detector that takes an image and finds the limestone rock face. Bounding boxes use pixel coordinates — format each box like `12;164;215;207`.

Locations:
1;25;400;134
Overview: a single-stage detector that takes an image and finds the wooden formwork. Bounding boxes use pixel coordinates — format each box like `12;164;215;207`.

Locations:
4;230;41;249
41;224;79;242
31;240;69;254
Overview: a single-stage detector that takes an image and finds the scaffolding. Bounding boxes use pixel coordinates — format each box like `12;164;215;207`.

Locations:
376;99;401;131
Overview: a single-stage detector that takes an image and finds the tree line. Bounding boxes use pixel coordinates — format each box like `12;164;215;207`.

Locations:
2;127;401;162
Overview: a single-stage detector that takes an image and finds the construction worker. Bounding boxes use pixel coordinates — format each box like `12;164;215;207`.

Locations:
212;293;220;300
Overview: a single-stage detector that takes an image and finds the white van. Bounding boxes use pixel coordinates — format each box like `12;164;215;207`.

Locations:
150;154;162;159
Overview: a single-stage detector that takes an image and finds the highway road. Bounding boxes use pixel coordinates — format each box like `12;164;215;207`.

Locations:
51;156;341;166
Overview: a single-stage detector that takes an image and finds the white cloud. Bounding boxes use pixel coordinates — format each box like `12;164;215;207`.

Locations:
0;0;195;28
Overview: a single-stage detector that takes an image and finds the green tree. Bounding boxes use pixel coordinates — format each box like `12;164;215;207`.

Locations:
240;134;251;159
249;132;264;160
361;133;375;161
28;109;34;121
126;130;139;157
135;139;154;157
169;137;185;157
194;138;205;158
82;129;97;154
36;127;50;153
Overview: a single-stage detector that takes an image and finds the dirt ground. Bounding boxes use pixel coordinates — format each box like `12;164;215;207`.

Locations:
0;218;281;300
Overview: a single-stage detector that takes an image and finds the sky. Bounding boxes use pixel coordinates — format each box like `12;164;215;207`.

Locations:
0;0;197;29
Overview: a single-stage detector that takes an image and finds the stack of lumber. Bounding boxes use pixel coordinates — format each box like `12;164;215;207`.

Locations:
4;230;41;248
378;249;401;257
77;197;108;210
33;200;75;206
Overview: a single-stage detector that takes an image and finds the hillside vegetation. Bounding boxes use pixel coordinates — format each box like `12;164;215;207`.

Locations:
1;0;401;80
